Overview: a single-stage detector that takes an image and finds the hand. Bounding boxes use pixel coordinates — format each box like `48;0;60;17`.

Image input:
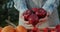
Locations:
19;9;49;29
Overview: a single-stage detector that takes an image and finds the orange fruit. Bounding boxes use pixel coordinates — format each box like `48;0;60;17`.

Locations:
1;25;15;32
16;25;27;32
0;27;2;32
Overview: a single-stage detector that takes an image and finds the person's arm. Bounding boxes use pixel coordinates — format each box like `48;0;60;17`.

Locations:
13;0;33;27
42;0;59;15
13;0;28;14
38;0;59;24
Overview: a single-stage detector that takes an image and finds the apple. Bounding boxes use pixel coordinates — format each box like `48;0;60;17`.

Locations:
50;29;56;32
56;25;60;32
35;8;47;19
23;10;32;21
56;25;60;29
30;27;40;32
28;14;39;26
43;28;49;32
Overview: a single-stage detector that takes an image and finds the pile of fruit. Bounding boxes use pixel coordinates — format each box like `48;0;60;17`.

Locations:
23;8;47;26
0;25;60;32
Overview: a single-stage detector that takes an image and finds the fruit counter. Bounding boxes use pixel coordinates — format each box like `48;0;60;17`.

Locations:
0;25;60;32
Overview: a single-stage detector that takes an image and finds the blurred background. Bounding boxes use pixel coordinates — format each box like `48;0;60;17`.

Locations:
0;0;60;27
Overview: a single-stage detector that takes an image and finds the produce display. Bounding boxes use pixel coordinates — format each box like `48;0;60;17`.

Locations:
1;26;15;32
0;25;59;32
0;8;60;32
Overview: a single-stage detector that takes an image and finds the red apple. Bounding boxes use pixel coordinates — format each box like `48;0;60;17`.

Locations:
23;10;32;21
31;8;40;12
56;25;60;29
50;29;56;32
30;27;40;32
35;8;47;19
43;28;49;32
56;25;60;32
28;14;39;26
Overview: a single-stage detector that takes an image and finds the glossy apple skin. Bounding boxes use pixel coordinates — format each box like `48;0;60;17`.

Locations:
50;29;56;32
23;8;47;21
23;10;32;21
56;25;60;32
28;14;39;26
43;28;49;32
35;8;47;19
30;27;40;32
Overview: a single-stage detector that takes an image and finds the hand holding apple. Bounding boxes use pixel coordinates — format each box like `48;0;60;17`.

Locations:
22;8;48;30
